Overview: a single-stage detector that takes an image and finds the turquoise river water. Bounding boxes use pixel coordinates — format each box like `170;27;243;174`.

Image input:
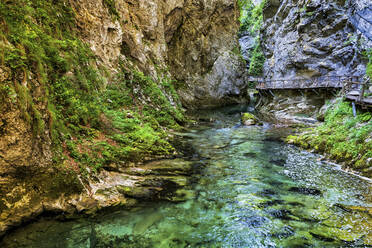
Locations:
1;105;371;247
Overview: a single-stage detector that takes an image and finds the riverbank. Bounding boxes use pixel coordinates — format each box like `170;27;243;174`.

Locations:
286;99;372;178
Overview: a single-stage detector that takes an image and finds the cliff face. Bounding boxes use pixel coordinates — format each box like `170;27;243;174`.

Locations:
0;0;244;235
255;0;371;123
167;0;248;107
261;0;368;79
73;0;247;107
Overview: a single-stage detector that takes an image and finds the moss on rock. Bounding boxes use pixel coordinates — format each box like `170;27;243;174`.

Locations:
241;112;258;125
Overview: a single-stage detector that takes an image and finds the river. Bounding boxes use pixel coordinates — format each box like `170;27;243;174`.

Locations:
1;105;371;247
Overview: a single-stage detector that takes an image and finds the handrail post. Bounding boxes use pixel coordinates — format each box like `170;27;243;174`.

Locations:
358;80;366;102
341;78;345;95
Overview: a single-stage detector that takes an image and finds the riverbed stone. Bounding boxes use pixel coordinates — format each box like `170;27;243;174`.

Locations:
241;113;259;125
288;187;322;196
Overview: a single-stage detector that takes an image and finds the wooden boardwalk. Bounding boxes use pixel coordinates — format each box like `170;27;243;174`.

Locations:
252;76;372;108
250;3;372;108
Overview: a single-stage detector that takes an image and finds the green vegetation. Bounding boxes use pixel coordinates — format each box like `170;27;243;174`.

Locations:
241;112;257;122
238;0;265;35
238;0;265;76
0;0;185;174
103;0;120;20
287;100;372;177
248;37;265;76
365;49;372;79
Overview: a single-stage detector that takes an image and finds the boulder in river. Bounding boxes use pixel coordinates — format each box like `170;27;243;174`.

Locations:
241;113;258;126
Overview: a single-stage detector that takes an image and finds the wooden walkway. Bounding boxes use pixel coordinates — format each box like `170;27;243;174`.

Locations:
249;3;372;108
251;76;372;108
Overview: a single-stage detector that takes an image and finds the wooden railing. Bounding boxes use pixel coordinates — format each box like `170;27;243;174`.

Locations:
343;77;372;107
252;75;362;90
252;75;371;107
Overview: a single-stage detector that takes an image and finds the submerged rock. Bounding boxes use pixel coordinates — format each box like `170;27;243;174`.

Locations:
243;152;258;158
270;158;287;166
133;212;163;234
334;203;372;216
239;215;267;228
288;187;322;196
309;231;336;242
268;209;296;221
258;199;285;208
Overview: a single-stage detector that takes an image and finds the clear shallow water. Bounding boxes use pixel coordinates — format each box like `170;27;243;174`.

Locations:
1;106;372;248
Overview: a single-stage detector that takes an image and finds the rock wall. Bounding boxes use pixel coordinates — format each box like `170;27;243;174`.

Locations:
261;0;368;80
72;0;247;108
167;0;248;107
258;90;336;124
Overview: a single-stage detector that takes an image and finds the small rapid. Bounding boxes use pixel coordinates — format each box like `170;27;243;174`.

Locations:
1;105;371;248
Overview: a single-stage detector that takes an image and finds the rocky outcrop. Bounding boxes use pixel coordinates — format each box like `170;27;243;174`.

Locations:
256;0;371;123
239;32;256;67
241;112;259;125
258;89;335;124
0;158;197;236
167;0;248;107
261;0;368;80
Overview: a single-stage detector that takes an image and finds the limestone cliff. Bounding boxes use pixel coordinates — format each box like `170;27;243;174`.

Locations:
261;0;369;79
72;0;247;107
254;0;371;122
0;0;244;235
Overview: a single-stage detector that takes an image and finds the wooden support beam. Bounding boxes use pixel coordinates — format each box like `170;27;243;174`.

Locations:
269;90;275;97
358;80;366;102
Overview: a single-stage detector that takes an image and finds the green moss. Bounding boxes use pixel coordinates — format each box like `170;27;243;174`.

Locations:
58;66;184;171
248;38;265;76
365;49;372;79
1;0;186;176
287;100;372;176
241;112;257;122
103;0;120;20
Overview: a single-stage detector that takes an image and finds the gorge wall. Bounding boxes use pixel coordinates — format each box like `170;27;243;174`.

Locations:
73;0;248;108
254;0;371;123
261;0;368;79
0;0;246;235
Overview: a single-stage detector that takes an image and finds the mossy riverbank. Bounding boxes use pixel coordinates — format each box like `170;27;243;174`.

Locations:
287;99;372;177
